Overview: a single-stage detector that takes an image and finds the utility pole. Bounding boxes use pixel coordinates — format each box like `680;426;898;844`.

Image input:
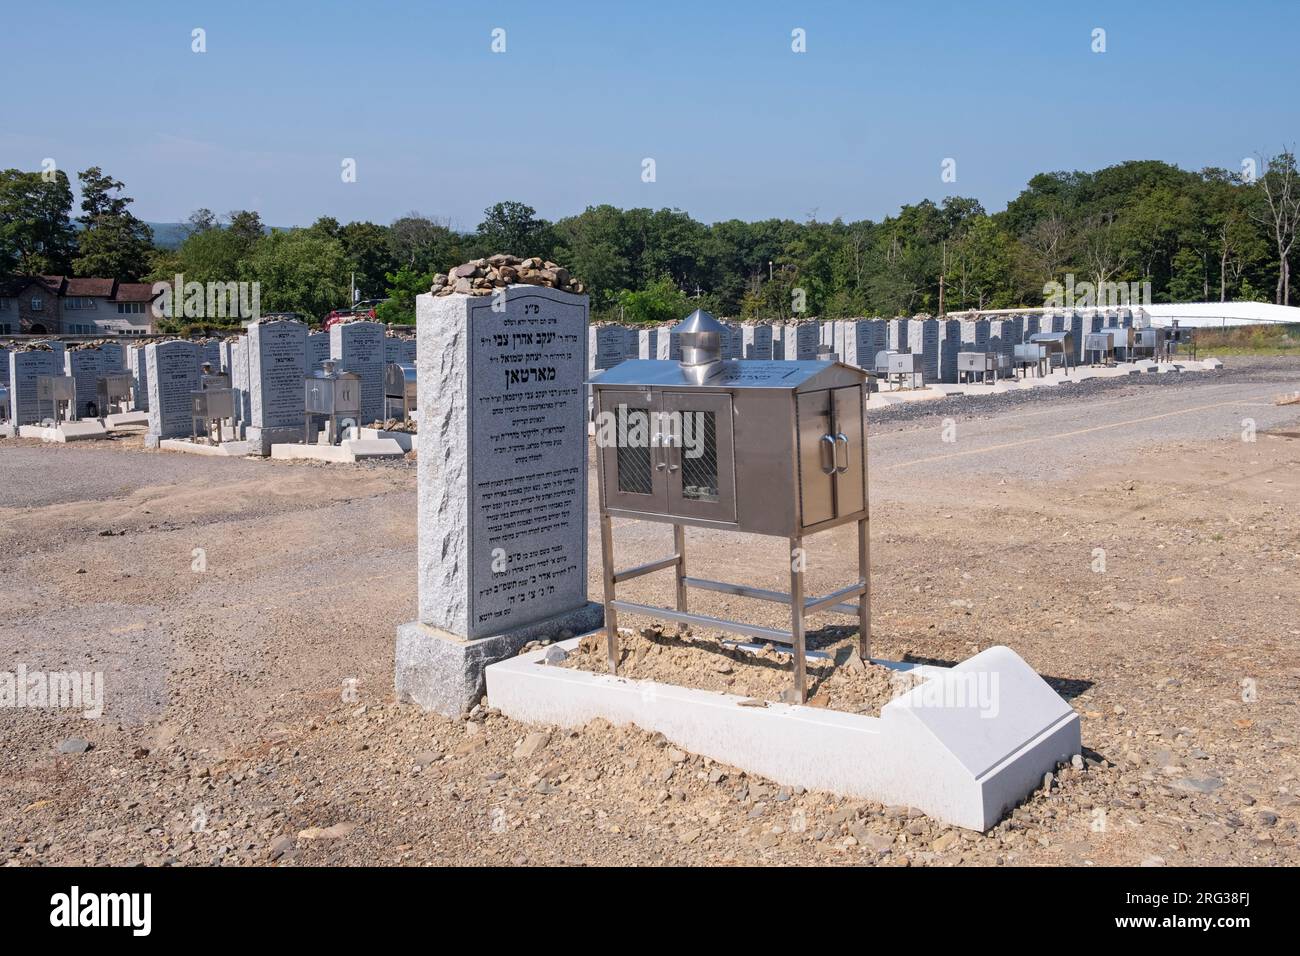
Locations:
938;242;947;317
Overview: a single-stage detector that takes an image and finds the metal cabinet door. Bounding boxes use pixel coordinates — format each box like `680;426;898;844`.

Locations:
831;385;866;515
796;390;835;526
597;389;667;513
661;391;736;523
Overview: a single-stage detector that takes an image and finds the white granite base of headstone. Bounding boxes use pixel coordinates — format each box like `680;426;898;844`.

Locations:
396;286;603;716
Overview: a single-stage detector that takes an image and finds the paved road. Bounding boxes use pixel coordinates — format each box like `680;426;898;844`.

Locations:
867;364;1300;485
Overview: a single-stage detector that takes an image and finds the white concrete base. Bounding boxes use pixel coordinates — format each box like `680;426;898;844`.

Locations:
104;411;149;430
0;423;14;439
18;421;110;442
270;438;406;462
159;438;258;457
487;641;1080;832
355;427;415;452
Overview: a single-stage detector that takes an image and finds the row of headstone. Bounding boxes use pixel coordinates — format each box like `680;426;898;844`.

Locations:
572;311;1146;398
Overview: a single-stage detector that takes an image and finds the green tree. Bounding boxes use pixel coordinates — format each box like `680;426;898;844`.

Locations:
72;166;153;280
242;230;348;321
475;201;553;258
374;267;431;325
0;168;77;274
227;210;265;246
389;213;461;274
617;276;690;325
339;221;397;300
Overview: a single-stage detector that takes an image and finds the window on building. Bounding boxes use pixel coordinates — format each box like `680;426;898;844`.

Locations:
31;297;43;311
116;302;146;315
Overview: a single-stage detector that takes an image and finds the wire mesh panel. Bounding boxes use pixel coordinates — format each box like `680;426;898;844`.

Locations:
680;410;718;501
615;406;654;495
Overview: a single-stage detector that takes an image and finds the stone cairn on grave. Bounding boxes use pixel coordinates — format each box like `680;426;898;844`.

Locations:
430;254;586;297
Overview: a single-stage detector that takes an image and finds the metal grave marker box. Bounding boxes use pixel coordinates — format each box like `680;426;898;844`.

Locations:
589;309;872;703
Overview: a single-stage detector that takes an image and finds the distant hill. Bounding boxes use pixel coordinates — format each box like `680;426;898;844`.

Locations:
145;222;190;249
145;221;285;250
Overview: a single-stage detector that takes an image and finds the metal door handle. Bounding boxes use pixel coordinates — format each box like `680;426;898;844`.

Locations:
819;434;836;475
667;440;680;473
653;434;667;470
834;433;850;473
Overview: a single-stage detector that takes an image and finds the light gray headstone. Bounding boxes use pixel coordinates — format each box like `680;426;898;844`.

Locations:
719;323;743;360
198;339;221;373
888;319;908;352
230;337;249;430
129;345;150;411
8;350;62;425
741;323;773;360
144;341;201;446
329;320;384;424
960;319;990;351
64;348;106;418
938;319;963;383
99;341;126;373
246;318;307;452
397;286;602;715
907;318;940;382
794;323;819;360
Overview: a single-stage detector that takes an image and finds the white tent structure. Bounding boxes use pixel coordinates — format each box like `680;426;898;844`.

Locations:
946;302;1300;329
1136;302;1300;328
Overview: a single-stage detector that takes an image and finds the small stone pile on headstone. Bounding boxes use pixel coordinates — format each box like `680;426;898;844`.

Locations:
430;255;586;296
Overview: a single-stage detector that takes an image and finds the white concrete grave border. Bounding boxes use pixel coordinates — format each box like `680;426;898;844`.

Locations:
487;639;1080;832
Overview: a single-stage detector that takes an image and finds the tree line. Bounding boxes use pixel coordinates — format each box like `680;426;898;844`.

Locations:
2;152;1297;328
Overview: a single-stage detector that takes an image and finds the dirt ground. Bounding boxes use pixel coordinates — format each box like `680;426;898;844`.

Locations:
1;357;1298;867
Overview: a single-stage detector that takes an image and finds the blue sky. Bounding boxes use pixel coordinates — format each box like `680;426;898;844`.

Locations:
4;1;1296;229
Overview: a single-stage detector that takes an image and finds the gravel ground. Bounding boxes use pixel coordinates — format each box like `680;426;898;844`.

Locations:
558;626;907;714
1;356;1298;867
